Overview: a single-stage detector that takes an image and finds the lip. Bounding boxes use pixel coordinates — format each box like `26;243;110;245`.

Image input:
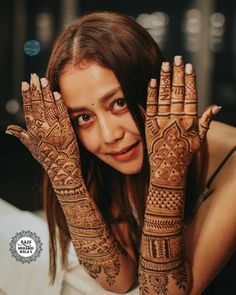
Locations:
107;141;141;161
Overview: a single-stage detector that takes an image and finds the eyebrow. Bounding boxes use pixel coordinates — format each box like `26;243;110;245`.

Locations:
67;86;122;114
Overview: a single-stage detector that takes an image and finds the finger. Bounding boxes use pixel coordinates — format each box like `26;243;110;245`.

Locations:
30;73;46;125
21;81;33;129
53;91;77;150
184;63;197;118
146;78;158;118
41;78;58;125
41;78;54;102
6;125;30;148
199;105;222;141
157;62;171;119
54;91;71;125
170;55;185;117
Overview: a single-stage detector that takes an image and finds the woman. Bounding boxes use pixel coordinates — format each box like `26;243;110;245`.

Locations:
6;12;236;295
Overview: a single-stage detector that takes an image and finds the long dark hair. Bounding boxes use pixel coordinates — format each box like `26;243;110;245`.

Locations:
44;11;165;283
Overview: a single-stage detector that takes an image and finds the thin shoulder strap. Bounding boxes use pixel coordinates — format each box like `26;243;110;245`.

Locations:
207;146;236;188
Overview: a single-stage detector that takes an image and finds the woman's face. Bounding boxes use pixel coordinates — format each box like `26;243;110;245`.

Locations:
59;61;143;175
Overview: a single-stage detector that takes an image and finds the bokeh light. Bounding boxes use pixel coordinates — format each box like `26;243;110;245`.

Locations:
23;40;41;56
136;11;169;48
5;99;20;115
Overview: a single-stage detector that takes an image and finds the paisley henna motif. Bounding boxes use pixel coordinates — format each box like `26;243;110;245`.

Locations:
6;73;124;286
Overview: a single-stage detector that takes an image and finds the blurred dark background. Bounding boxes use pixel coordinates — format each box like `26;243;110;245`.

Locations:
0;1;235;294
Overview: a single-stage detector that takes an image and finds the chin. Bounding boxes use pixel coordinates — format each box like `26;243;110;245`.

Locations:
112;161;143;175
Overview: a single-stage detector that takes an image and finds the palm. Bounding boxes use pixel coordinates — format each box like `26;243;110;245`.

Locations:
145;59;204;187
6;74;81;187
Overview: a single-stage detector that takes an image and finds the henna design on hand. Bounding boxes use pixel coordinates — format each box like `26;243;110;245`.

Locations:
6;74;124;286
171;56;185;115
139;57;217;294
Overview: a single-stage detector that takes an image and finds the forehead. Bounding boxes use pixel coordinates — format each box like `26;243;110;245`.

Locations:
59;62;122;108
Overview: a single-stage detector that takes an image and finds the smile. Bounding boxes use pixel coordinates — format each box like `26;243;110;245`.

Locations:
108;141;141;161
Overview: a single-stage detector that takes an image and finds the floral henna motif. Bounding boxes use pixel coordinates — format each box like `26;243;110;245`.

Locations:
80;253;121;285
6;74;123;286
139;270;169;295
172;265;188;290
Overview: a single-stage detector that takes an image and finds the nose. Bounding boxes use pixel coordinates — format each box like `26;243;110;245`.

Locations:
99;115;124;144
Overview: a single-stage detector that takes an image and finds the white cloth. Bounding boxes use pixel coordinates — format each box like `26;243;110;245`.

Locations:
62;232;139;295
0;198;64;295
0;198;139;295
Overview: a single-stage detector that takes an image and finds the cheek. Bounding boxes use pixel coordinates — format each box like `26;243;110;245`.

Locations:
77;129;100;154
125;113;141;136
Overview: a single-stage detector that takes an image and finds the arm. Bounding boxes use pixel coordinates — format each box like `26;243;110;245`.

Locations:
6;74;136;293
139;56;218;295
184;149;236;294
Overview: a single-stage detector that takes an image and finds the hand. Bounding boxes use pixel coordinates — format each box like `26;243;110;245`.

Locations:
145;56;221;188
6;73;81;188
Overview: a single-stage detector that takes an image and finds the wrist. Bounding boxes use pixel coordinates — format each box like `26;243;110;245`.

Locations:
149;172;187;190
51;176;88;201
146;183;186;216
48;165;83;188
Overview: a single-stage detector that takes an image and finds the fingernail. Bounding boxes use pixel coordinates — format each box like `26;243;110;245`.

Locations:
21;81;29;91
149;78;157;87
162;62;170;72
5;129;13;135
185;63;193;74
174;55;183;66
30;73;34;83
41;78;48;87
5;126;16;135
30;73;37;82
54;91;61;101
212;105;222;115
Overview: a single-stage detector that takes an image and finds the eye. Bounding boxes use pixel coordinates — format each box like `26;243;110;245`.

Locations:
76;114;93;127
111;98;127;112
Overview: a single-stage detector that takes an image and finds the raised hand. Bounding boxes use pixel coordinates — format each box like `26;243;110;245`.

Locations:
139;56;221;295
6;74;135;290
6;74;81;189
145;56;220;187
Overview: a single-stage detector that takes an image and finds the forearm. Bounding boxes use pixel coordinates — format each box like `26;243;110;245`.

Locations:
54;181;136;292
138;55;217;294
139;182;191;295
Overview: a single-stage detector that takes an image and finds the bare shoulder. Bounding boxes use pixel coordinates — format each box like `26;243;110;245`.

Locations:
208;120;236;139
185;168;236;294
207;120;236;151
205;120;236;219
184;120;236;294
204;120;236;187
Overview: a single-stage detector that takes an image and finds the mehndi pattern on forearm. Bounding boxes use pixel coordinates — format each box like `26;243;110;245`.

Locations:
139;58;198;294
60;191;123;285
140;186;187;294
6;74;124;287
